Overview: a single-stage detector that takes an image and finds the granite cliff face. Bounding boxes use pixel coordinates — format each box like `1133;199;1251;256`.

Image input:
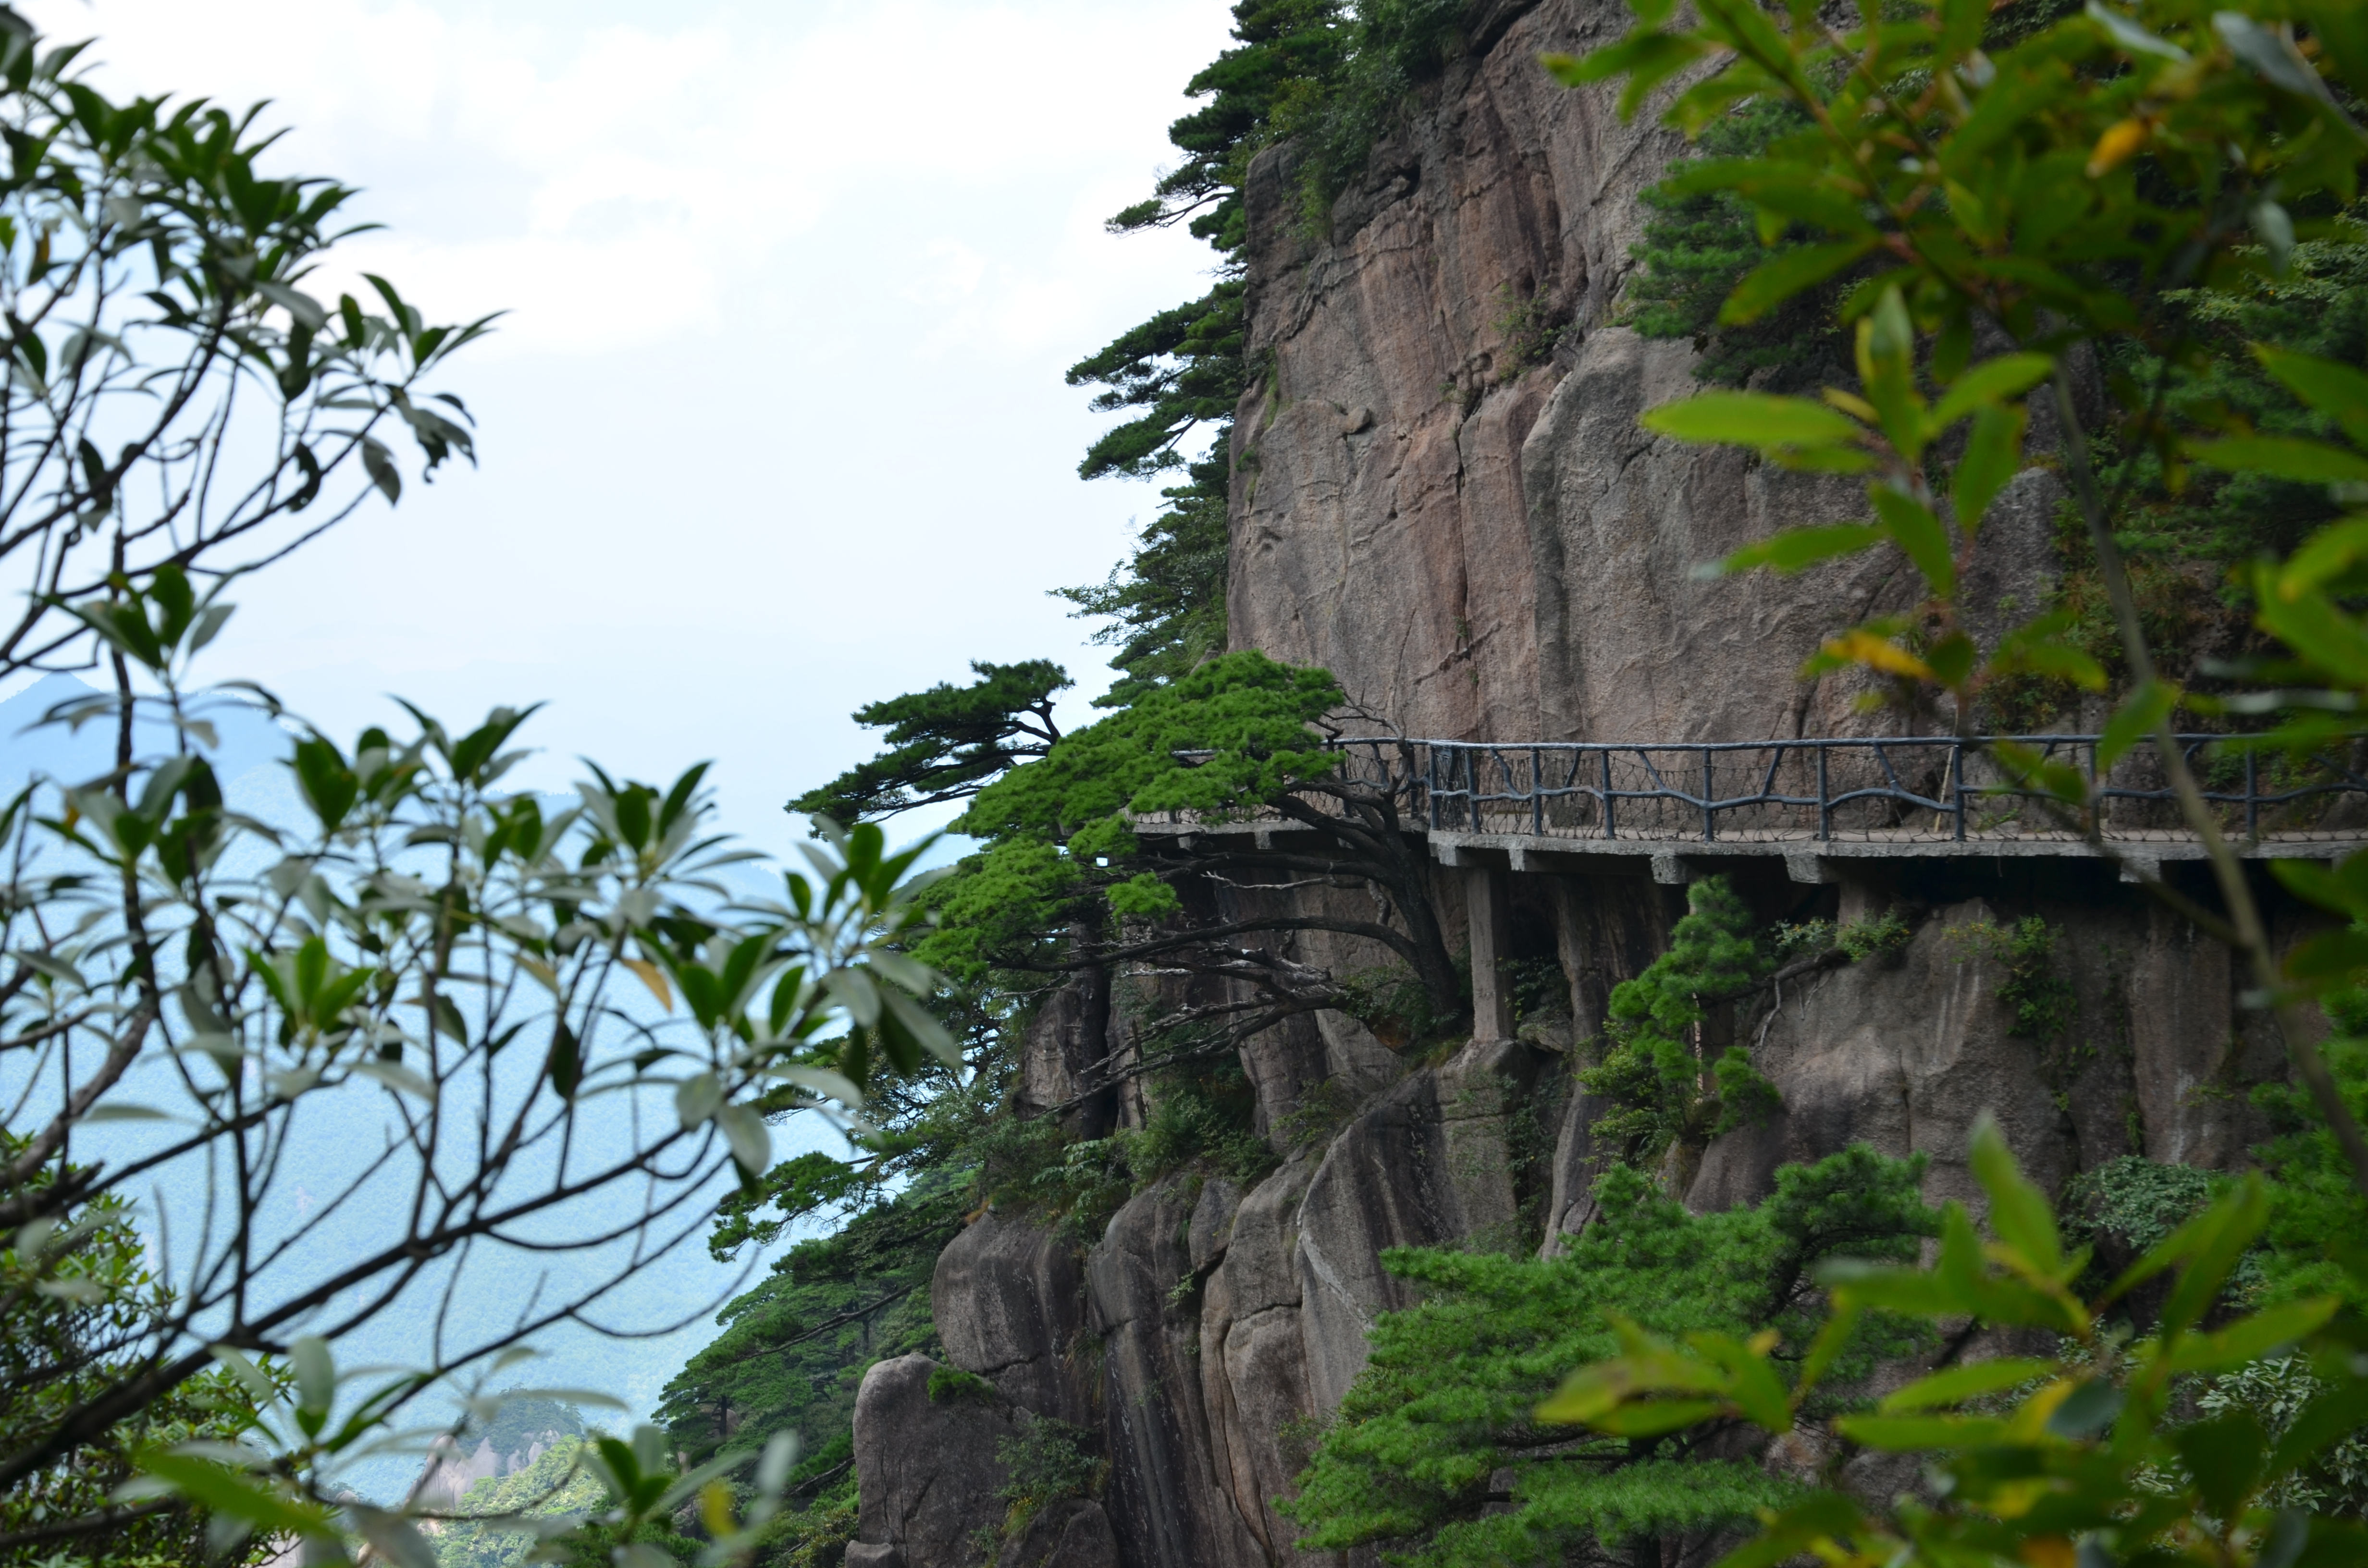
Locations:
1223;0;2062;744
851;865;2304;1568
843;5;2310;1566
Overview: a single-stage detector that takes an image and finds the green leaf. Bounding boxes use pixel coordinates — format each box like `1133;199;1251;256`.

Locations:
2144;1178;2271;1337
715;1102;771;1177
207;1346;281;1412
2188;436;2368;483
1640;392;1862;450
1988;619;2108;691
1718;240;1879;326
2216;12;2333;101
2162;1296;2338;1373
125;1454;334;1537
823;968;881;1029
675;1070;724;1130
2177;1409;2269;1522
2278;518;2368;604
1968;1115;2061;1277
767;1064;865;1106
546;1019;581;1099
1929;354;2055;429
346;1506;436;1568
2098;679;2179;770
2258;346;2368;446
2044;1378;2123;1438
351;1059;435;1102
880;986;961;1067
1712;524;1884;576
1926;633;1977;688
2084;2;2188;60
2269;1387;2368;1479
1878;1357;2058;1413
1590;1398;1725;1435
292;1336;334;1421
1793;1301;1861;1396
2254;566;2368;686
78;1102;172;1124
1950;404;2026;535
359;435;400;504
1870;487;1956;599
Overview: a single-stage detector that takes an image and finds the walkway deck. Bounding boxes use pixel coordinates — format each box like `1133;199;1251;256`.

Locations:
1134;735;2368;882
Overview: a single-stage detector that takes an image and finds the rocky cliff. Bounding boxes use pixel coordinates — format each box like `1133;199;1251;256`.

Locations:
1223;0;2063;745
842;5;2317;1566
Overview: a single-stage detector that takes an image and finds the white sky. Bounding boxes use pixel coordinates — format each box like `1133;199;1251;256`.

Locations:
16;0;1234;851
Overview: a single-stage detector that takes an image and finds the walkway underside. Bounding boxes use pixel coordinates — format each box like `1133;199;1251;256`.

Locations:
1141;817;2368;884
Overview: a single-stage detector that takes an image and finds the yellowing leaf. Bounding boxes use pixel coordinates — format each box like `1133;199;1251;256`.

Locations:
2020;1536;2077;1568
1822;630;1935;679
2086;117;2149;177
622;957;672;1011
702;1480;736;1539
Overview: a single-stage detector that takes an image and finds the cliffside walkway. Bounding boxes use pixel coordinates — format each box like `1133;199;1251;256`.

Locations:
1143;735;2368;884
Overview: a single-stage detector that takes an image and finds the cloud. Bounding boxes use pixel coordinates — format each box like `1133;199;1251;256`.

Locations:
25;0;1228;351
6;0;1233;846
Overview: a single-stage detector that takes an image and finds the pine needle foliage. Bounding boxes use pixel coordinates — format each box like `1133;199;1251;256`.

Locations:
1580;877;1782;1166
1624;99;1851;389
1066;0;1474;700
918;650;1346;981
1281;1147;1938;1565
788;660;1070;826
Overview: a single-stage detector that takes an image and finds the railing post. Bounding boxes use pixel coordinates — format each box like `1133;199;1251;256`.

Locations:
2087;736;2100;835
1817;746;1831;840
1531;746;1543;836
1702;747;1715;842
1602;748;1616;839
1953;740;1966;841
2246;746;2259;841
1427;745;1440;832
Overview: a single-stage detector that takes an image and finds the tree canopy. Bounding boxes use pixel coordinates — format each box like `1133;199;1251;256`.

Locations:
917;649;1465;1051
789;659;1070;825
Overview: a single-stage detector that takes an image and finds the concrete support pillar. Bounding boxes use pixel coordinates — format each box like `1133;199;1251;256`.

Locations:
1467;866;1515;1043
1785;851;1893;923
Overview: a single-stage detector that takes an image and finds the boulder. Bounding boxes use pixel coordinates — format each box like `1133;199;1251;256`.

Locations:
850;1355;1015;1568
932;1215;1092;1425
1086;1179;1266;1568
1294;1074;1460;1414
994;1498;1119;1568
1199;1155;1326;1568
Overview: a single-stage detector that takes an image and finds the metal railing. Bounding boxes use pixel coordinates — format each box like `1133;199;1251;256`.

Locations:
1310;735;2368;845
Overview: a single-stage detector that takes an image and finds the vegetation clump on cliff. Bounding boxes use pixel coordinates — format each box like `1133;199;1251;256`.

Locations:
1283;1148;1937;1565
1062;0;1479;703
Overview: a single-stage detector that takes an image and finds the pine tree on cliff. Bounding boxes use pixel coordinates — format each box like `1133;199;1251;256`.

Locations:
1056;0;1346;703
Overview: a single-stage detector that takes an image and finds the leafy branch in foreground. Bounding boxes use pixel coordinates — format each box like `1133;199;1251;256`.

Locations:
1554;0;2368;1197
0;13;490;685
1539;1118;2368;1567
0;570;958;1562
